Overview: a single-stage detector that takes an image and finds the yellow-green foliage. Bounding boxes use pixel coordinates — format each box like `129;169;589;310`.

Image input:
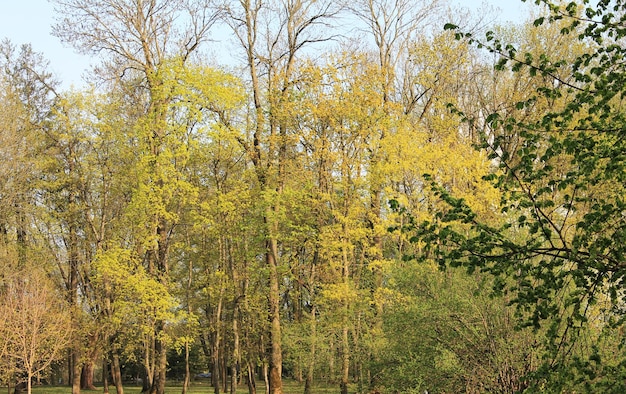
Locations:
92;247;176;352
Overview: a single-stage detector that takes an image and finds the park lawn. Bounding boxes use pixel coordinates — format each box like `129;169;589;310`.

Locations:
29;380;353;394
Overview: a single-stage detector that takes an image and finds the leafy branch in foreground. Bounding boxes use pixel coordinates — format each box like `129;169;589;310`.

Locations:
405;1;626;391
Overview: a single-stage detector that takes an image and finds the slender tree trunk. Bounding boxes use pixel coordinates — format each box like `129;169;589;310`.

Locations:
111;350;124;394
143;336;154;392
328;338;334;384
103;359;110;394
222;347;228;393
303;305;317;394
182;342;190;394
148;218;169;394
262;363;269;394
340;324;349;394
238;4;283;392
353;312;365;392
213;343;220;394
182;241;194;394
246;363;256;394
213;285;224;394
230;297;240;394
340;226;350;394
230;362;238;394
150;322;167;394
267;238;283;394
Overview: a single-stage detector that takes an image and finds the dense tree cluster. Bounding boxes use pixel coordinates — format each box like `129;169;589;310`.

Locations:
1;0;626;393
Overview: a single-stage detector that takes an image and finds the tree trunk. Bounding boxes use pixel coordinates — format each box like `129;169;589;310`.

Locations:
213;347;220;394
182;342;190;394
81;360;97;390
340;324;349;394
246;363;256;394
328;338;334;384
230;305;240;394
222;345;228;393
303;305;317;394
150;324;167;394
213;285;224;394
142;367;151;393
182;244;194;394
230;364;238;394
111;350;124;394
103;359;110;394
147;215;170;394
72;350;82;394
262;363;269;394
340;227;350;394
267;238;283;394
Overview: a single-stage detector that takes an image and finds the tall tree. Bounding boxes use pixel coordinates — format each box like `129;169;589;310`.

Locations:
51;2;220;393
223;1;343;392
0;40;58;268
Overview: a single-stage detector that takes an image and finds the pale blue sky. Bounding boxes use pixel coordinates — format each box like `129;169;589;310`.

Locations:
0;0;531;89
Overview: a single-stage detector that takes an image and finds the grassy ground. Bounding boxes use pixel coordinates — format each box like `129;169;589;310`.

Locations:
24;380;353;394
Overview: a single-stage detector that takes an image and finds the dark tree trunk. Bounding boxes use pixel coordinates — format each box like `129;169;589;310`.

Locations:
81;360;97;390
103;359;110;394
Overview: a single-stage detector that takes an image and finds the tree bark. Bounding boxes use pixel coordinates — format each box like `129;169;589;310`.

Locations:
246;363;256;394
149;322;167;394
267;238;283;394
303;305;317;394
81;360;97;390
111;349;124;394
340;225;350;394
103;359;110;394
72;349;82;394
262;363;269;394
148;220;169;394
213;284;224;394
230;292;241;394
182;342;190;394
142;336;154;393
340;325;349;394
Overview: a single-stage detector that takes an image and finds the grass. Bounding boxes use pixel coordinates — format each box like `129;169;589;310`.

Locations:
25;380;353;394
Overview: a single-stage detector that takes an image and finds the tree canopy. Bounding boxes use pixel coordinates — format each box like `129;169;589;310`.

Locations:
2;1;626;393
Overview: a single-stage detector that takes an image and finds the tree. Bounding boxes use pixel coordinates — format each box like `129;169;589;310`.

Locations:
51;2;221;393
1;267;73;394
0;40;59;272
49;87;147;394
222;1;344;392
411;1;626;390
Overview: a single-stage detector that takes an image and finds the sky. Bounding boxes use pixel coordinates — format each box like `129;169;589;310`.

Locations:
0;0;532;89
